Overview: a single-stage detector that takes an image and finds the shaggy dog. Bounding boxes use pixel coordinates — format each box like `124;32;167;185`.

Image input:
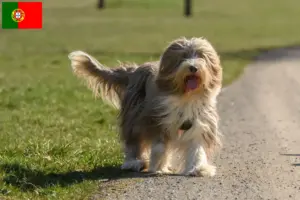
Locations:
68;37;222;177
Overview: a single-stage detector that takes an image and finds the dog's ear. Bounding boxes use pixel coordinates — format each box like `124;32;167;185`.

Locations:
191;37;223;89
159;38;187;74
193;38;222;76
156;38;190;92
205;52;221;78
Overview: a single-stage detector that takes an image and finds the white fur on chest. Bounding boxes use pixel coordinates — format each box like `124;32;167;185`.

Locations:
157;95;217;143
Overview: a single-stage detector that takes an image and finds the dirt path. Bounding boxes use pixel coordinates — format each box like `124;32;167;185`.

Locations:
98;47;300;200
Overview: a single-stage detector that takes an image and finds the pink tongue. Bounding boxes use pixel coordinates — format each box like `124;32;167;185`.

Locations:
186;77;198;90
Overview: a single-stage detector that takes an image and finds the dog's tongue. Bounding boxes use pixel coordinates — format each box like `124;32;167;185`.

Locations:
185;76;198;91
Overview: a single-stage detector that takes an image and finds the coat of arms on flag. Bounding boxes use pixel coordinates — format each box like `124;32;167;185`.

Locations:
2;2;43;29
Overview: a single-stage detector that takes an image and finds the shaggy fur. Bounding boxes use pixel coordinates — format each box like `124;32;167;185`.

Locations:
68;37;223;176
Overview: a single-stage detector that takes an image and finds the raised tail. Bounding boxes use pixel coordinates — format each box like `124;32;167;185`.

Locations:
68;51;137;109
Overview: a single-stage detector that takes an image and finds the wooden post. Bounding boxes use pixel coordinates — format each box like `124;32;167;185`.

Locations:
184;0;192;17
98;0;105;9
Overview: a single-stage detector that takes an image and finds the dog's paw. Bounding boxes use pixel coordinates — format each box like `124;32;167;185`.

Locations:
156;167;173;175
121;160;145;172
187;164;216;177
149;166;173;175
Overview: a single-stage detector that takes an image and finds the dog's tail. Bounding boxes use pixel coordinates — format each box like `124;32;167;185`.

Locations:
68;51;137;109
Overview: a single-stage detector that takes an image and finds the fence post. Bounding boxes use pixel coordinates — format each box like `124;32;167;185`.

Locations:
98;0;105;9
184;0;192;17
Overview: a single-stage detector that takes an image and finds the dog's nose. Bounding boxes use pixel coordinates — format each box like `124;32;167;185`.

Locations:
180;120;193;131
189;65;198;73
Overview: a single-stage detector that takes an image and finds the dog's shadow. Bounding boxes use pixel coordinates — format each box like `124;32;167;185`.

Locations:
0;163;160;192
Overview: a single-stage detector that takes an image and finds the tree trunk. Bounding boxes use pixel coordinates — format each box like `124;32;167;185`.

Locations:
184;0;192;17
98;0;105;9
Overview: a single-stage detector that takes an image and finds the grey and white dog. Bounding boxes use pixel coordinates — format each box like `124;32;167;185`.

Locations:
68;37;223;177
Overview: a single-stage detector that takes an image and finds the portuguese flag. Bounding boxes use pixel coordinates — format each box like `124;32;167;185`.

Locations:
1;2;42;29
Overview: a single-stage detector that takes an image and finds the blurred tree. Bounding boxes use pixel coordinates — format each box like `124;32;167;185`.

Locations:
98;0;104;8
185;0;192;17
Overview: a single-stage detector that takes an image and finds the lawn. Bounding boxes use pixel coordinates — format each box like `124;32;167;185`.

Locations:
0;0;300;199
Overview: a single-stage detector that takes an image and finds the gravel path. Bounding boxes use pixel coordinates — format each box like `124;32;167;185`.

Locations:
98;47;300;200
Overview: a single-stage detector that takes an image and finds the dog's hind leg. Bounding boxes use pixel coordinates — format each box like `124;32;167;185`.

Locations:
183;143;216;177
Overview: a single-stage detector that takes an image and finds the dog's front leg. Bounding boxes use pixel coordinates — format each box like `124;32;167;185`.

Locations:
148;140;172;174
121;143;145;172
183;143;216;177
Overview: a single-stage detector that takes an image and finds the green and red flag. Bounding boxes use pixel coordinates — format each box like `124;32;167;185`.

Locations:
1;2;43;29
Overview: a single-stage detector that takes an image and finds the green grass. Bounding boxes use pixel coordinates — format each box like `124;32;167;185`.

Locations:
1;0;300;199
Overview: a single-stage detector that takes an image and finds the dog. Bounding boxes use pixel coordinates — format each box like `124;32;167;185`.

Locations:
68;37;222;177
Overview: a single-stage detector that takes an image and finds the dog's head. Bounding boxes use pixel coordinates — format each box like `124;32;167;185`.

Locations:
156;37;222;98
